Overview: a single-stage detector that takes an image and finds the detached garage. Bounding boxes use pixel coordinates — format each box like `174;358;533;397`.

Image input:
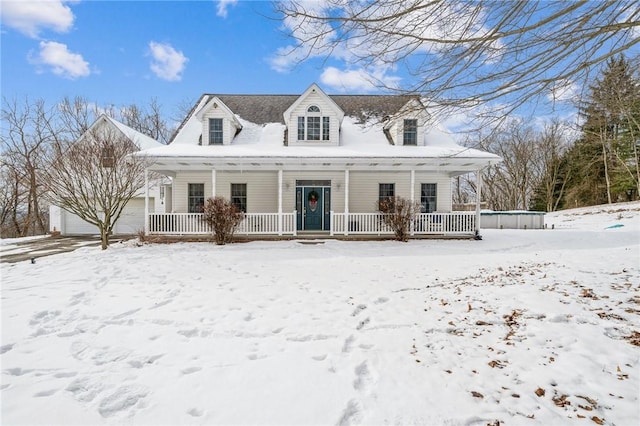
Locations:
48;115;168;237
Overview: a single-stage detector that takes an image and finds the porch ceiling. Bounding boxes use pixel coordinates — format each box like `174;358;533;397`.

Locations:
148;156;495;174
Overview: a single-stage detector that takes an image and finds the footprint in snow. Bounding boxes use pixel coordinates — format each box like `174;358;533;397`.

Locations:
181;366;202;375
34;388;58;397
98;385;148;418
352;304;367;316
188;408;203;417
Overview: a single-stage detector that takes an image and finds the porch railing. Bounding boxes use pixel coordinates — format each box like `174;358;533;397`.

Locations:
148;212;297;236
148;211;476;236
331;212;476;235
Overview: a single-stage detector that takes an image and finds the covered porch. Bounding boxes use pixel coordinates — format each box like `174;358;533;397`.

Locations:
142;156;487;239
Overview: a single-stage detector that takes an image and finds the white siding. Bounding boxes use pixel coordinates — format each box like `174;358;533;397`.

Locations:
390;109;429;146
173;171;211;213
349;171;412;213
216;171;279;213
170;169;453;214
413;172;453;212
202;108;236;146
287;91;341;146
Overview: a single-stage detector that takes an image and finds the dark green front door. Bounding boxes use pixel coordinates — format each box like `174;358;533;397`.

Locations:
304;187;323;230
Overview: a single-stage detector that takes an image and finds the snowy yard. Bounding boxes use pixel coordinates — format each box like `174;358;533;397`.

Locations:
1;203;639;425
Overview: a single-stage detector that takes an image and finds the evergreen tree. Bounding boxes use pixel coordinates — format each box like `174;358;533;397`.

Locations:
564;56;640;206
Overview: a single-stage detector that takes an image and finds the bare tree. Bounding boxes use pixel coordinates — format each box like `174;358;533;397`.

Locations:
58;96;99;139
120;98;171;144
0;97;55;236
533;120;571;212
465;119;570;211
202;196;244;245
379;196;421;241
275;1;639;123
0;160;23;237
44;127;152;249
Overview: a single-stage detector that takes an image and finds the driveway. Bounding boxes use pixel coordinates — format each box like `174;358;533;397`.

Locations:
0;236;126;264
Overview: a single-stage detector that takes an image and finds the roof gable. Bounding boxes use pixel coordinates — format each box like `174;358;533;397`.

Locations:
83;114;162;150
195;96;242;129
283;83;345;124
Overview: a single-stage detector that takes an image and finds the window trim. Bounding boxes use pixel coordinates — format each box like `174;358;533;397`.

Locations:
188;183;205;213
297;105;330;141
209;118;223;145
230;183;247;213
403;119;418;145
420;183;437;213
378;183;395;210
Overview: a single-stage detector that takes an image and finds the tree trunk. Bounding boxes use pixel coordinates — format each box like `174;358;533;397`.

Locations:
100;226;109;250
601;137;612;204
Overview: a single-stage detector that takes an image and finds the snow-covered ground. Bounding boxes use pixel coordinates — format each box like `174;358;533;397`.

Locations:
1;203;639;425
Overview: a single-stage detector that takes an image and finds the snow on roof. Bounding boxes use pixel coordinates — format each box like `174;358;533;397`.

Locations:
141;115;499;160
103;115;164;150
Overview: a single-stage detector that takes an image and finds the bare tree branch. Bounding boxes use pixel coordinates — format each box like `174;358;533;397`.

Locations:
275;1;640;124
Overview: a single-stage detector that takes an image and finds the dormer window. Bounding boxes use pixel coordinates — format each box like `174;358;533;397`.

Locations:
403;119;417;145
209;118;223;145
297;105;330;141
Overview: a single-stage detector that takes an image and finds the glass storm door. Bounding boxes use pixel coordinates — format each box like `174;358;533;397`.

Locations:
304;187;323;230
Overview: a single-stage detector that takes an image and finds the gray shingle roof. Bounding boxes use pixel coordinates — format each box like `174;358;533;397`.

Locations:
170;93;420;144
215;94;419;124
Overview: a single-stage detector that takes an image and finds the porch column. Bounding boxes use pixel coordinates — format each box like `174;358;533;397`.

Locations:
144;168;149;235
410;169;415;236
344;169;350;236
211;169;216;198
278;169;283;236
475;169;483;235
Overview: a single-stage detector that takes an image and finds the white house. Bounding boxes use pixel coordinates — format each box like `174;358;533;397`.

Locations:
135;84;502;238
50;114;167;235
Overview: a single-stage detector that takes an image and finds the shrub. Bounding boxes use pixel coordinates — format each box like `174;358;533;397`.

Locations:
202;196;244;245
379;196;421;242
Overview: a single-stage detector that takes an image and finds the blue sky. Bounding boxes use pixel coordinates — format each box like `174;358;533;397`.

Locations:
1;0;347;115
1;1;637;130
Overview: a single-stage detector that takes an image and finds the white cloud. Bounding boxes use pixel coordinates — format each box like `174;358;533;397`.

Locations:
29;41;90;79
547;80;580;104
320;66;401;93
216;0;238;18
148;41;188;82
0;0;75;38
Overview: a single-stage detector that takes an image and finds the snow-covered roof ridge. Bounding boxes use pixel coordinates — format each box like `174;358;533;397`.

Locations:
97;114;163;150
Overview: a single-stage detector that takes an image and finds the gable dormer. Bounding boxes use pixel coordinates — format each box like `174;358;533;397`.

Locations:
195;97;242;146
383;98;429;146
283;83;345;147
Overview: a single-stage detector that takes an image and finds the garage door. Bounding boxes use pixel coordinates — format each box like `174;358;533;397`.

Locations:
114;198;150;235
63;210;98;235
61;198;152;235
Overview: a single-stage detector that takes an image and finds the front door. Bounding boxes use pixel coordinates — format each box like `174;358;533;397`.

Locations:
304;187;323;230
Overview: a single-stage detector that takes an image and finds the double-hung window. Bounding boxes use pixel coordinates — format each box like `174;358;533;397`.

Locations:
209;118;223;145
297;105;330;141
188;183;205;213
403;119;417;145
378;183;395;210
230;183;247;213
421;183;437;213
307;116;321;140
